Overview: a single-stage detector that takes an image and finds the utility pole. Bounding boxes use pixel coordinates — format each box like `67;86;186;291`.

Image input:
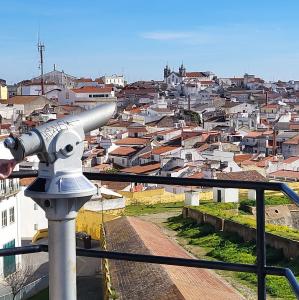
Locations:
38;41;45;95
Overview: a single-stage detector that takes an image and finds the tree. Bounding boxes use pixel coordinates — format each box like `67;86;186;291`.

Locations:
3;264;34;300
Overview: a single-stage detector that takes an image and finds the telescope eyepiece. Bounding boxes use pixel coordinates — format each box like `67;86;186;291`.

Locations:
4;137;16;150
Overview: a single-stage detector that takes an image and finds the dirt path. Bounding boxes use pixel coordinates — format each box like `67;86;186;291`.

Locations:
138;212;256;300
129;214;245;300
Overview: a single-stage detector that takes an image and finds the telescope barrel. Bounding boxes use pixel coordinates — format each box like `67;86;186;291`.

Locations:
76;102;116;133
4;102;116;161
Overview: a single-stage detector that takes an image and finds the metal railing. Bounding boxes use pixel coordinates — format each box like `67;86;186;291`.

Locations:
2;170;299;300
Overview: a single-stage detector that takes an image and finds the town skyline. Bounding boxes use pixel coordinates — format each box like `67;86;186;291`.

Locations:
2;0;299;83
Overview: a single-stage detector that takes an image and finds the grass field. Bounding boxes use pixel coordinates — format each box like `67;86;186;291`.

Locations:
124;201;184;216
167;215;298;299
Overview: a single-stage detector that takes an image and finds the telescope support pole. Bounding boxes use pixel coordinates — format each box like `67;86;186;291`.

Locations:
48;217;77;300
34;197;90;300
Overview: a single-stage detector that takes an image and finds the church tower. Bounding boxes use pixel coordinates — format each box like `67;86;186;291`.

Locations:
164;64;171;79
179;62;186;77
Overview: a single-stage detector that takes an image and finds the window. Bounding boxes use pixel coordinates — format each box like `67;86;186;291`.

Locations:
34;203;38;210
9;179;13;190
0;180;4;192
2;210;7;227
185;153;193;161
9;207;14;224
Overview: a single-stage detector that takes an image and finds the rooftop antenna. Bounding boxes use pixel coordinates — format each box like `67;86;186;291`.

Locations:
37;30;45;95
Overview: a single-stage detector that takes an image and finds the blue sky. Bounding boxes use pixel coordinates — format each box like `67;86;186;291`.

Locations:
1;0;299;83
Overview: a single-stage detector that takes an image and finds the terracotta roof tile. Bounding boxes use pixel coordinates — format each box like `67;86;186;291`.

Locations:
269;170;299;180
234;154;253;164
283;156;299;164
115;137;150;146
120;163;160;174
217;170;266;181
109;147;138;156
152;146;180;155
284;135;299;145
9;95;47;104
20;177;36;186
185;72;207;78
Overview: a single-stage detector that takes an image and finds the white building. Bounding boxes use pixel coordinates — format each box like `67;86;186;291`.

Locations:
163;63;214;87
101;75;125;87
19;82;60;97
0;144;21;278
17;186;47;239
0;143;47;279
66;86;117;109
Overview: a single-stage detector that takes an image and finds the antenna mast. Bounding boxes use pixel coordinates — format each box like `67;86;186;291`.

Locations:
38;40;45;95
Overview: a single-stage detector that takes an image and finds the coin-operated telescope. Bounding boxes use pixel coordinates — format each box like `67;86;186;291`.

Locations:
4;103;116;300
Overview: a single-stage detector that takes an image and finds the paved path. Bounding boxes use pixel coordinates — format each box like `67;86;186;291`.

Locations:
128;217;244;300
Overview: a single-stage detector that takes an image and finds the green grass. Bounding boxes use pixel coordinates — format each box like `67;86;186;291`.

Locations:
28;288;49;300
124;201;184;216
240;195;292;209
192;202;299;241
167;215;298;299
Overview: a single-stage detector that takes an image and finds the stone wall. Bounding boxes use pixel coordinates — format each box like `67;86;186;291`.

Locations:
183;207;299;259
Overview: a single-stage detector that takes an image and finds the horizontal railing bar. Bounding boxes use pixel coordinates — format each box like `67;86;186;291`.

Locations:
9;170;38;178
1;245;298;297
0;245;46;256
76;248;258;273
10;170;284;191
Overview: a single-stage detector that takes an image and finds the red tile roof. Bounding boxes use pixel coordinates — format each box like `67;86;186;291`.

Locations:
152;146;180;155
120;163;160;174
75;78;93;82
283;135;299;145
269;170;299;180
20;177;36;186
139;152;151;159
245;131;272;138
128;127;147;133
109;147;138;156
115;137;150;146
283;156;299;164
262;104;279;109
233;154;253;164
186;72;207;78
217;170;266;181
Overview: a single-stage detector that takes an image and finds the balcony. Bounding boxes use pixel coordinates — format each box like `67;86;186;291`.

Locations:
1;170;299;299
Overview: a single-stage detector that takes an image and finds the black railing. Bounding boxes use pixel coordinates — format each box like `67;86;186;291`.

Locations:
2;170;299;299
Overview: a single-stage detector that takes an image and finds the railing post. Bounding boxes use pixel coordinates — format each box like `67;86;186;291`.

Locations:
256;188;266;300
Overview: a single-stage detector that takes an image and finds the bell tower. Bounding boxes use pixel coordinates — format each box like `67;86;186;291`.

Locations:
164;64;171;80
179;62;186;77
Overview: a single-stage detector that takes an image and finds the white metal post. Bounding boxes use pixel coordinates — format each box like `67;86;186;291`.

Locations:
48;218;76;300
